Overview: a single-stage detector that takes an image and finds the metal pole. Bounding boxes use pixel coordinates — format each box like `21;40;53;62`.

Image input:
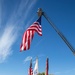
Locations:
37;8;75;55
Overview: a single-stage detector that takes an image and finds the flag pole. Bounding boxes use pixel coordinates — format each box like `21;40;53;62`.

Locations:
45;58;49;75
37;8;75;55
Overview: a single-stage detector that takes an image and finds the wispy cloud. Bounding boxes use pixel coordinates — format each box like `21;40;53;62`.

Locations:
24;56;32;63
0;0;37;63
33;54;45;64
24;54;45;64
0;25;17;63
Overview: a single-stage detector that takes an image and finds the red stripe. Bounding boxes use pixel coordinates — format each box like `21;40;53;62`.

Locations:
20;32;26;51
29;68;33;75
26;31;29;50
28;27;42;36
34;22;39;25
28;31;30;50
29;26;42;32
24;31;27;50
31;24;41;28
29;24;42;30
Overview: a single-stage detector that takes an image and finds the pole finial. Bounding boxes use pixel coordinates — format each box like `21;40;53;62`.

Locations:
37;8;43;17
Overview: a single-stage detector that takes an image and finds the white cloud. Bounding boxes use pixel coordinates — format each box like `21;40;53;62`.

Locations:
0;25;17;63
24;56;32;63
32;55;45;64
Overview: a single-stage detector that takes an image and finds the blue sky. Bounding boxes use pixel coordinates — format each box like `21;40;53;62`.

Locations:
0;0;75;75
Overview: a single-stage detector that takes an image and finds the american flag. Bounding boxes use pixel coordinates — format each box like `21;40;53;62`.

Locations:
28;68;33;75
28;59;33;75
20;17;42;51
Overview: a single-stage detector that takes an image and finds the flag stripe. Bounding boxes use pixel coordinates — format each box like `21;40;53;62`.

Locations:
28;31;30;50
23;33;26;50
28;27;42;35
29;26;42;31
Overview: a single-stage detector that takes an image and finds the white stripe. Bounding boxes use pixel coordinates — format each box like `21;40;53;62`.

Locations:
33;22;41;25
31;25;42;31
28;26;42;32
26;31;29;50
28;27;42;31
28;27;42;34
30;30;32;45
31;24;41;28
21;32;26;50
21;46;24;51
23;33;25;44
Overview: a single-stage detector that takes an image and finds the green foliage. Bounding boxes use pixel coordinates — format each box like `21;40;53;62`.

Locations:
38;72;45;75
38;73;53;75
